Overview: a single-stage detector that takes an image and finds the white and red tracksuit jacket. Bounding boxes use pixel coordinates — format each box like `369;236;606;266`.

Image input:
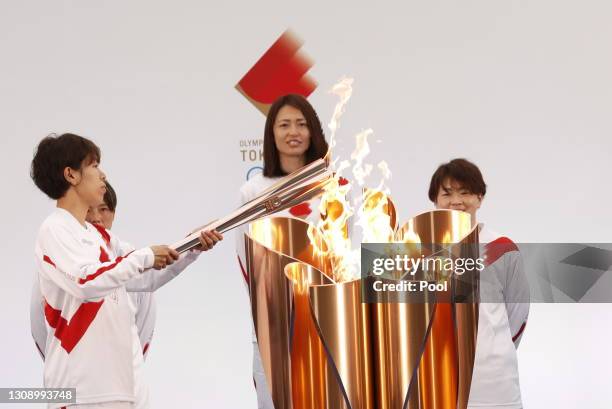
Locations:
468;225;530;409
32;267;158;360
34;208;198;408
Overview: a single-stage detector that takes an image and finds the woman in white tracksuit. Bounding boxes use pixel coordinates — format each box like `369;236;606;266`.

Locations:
236;94;329;408
30;133;222;409
31;182;158;362
428;158;530;409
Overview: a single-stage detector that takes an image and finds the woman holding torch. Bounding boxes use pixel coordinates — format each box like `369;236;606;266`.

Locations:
30;133;223;408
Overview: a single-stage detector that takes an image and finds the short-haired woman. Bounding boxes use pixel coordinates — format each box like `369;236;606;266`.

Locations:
429;158;530;409
31;133;222;408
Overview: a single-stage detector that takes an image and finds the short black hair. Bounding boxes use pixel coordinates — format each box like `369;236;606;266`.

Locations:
263;94;328;177
428;158;487;202
31;133;101;200
103;181;117;212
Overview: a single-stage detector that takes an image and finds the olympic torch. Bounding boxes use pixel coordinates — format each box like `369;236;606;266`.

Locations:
171;158;331;253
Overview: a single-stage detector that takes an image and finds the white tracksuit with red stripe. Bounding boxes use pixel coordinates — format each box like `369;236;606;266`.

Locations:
34;208;198;408
468;225;530;409
32;273;157;361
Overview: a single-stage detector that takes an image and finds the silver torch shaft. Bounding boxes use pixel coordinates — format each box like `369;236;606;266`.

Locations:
170;158;332;254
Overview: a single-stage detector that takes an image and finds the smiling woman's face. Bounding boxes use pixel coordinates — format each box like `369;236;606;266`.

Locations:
434;178;483;222
273;104;311;161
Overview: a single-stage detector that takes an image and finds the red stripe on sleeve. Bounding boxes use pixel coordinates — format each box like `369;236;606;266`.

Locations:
483;237;519;267
43;255;56;268
44;299;104;353
143;343;150;356
78;256;126;284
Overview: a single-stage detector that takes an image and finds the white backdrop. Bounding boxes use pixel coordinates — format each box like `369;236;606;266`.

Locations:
1;0;611;407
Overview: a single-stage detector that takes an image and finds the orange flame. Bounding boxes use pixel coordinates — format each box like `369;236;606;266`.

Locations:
308;172;357;282
357;189;394;243
308;78;401;283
